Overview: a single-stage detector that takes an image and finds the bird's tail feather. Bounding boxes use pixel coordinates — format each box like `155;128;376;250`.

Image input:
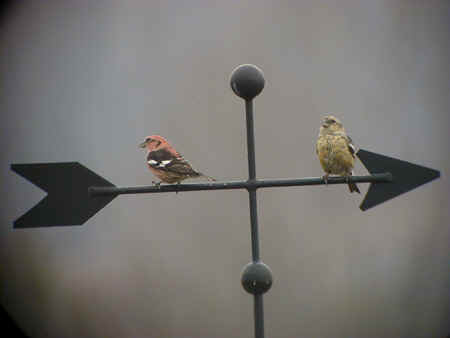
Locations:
347;171;360;193
201;174;216;182
195;172;216;181
348;182;360;193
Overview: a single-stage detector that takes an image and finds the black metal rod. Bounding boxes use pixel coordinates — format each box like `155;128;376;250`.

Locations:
246;100;257;181
245;99;260;263
254;294;264;338
88;173;393;197
245;98;264;338
248;189;260;261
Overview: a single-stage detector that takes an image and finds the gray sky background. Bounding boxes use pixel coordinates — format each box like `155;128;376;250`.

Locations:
1;1;449;337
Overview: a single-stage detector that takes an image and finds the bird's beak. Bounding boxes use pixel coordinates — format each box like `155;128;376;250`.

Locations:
139;141;147;148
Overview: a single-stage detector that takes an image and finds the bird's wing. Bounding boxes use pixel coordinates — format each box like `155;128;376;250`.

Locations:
346;135;357;158
147;149;199;176
147;148;174;168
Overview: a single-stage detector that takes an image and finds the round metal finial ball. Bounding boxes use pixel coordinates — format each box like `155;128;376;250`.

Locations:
230;64;265;100
241;261;273;295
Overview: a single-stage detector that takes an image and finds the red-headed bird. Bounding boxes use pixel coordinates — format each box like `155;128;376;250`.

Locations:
316;115;360;193
139;135;215;185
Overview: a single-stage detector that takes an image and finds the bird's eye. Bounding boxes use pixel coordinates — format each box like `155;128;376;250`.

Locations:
329;119;336;124
146;138;152;143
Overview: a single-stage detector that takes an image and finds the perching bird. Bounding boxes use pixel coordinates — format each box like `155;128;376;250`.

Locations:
139;135;215;185
316;115;360;193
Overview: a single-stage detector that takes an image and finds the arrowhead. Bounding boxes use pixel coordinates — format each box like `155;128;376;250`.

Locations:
357;149;440;211
11;162;116;228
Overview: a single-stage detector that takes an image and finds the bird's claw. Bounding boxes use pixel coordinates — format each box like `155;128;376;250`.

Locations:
323;174;329;185
152;181;161;188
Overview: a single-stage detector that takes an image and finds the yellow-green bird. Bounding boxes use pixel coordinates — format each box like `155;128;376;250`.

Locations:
316;115;360;193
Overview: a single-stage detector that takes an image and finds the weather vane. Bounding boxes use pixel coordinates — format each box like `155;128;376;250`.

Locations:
11;64;440;338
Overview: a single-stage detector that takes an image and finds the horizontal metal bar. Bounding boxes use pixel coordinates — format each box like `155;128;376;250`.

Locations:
89;172;392;197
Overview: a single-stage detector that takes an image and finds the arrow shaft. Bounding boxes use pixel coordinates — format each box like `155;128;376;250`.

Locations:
89;173;392;196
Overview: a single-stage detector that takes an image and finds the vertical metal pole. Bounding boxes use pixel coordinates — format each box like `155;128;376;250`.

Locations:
245;100;257;182
245;99;264;338
254;294;264;338
245;100;260;262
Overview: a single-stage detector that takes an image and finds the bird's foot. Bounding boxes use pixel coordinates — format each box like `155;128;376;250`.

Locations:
175;182;180;194
323;174;329;185
152;181;161;188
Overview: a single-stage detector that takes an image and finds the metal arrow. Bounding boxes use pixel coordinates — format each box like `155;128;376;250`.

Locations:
357;149;440;210
11;162;116;228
